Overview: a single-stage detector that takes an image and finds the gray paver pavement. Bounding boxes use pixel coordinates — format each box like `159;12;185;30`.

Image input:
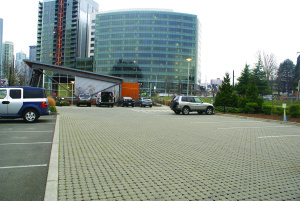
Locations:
55;106;300;200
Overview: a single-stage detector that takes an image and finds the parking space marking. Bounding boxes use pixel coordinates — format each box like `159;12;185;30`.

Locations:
0;164;48;169
191;120;261;124
258;135;300;139
217;125;292;129
0;142;52;146
0;131;54;133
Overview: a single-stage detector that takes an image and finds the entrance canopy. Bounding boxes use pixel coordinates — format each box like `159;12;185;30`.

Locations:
24;60;123;97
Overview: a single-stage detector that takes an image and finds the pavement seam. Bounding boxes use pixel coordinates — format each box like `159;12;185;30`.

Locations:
44;114;59;201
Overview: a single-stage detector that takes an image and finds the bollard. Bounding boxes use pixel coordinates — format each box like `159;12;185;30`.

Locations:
282;103;287;121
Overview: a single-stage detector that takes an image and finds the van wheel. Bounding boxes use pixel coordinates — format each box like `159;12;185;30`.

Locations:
23;109;38;123
182;107;190;115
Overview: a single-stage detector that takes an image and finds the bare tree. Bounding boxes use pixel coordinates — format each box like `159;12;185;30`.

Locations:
257;51;278;115
256;51;278;81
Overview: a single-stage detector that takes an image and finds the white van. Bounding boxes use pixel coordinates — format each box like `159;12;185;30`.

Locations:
95;91;115;107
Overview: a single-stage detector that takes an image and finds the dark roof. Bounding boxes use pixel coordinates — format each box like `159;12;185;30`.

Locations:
24;60;123;84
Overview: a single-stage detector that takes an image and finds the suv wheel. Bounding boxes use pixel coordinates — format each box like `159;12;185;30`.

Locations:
23;109;38;123
206;107;213;115
182;107;190;115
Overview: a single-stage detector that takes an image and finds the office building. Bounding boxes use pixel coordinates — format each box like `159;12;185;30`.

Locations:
2;41;14;81
36;0;98;95
90;9;201;93
36;0;99;67
0;18;3;78
29;46;37;62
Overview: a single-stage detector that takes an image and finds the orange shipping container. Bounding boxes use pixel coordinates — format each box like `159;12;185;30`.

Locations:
122;83;139;101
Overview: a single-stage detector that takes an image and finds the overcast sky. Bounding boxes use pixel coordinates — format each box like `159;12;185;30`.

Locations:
0;0;299;83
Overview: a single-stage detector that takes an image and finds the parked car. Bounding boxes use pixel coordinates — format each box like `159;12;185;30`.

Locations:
0;86;50;122
170;96;214;115
117;97;135;107
96;91;115;107
135;97;152;107
77;94;91;107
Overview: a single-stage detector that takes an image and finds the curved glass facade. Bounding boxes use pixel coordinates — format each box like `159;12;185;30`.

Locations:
92;10;200;93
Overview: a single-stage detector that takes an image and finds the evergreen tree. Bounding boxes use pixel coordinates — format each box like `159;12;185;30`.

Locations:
293;55;300;92
251;57;269;95
214;73;238;107
236;64;251;95
277;59;294;96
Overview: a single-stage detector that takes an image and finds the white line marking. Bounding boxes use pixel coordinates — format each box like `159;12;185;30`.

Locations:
191;121;261;124
0;164;48;169
0;131;53;133
258;135;300;138
217;126;292;129
0;142;52;145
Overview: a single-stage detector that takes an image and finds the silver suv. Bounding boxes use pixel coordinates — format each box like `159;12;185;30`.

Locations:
170;96;214;115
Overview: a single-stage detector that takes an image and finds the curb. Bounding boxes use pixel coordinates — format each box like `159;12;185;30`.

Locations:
44;115;59;201
216;113;300;127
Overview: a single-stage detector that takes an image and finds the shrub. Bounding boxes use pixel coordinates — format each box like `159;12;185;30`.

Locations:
214;106;244;113
245;102;258;114
47;97;56;107
274;106;284;115
49;106;57;113
289;104;300;118
55;101;70;106
262;103;272;115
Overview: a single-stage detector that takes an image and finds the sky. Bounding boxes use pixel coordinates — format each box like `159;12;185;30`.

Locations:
0;0;299;83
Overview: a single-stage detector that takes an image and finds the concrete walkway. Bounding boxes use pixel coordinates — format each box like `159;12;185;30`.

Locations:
48;106;300;200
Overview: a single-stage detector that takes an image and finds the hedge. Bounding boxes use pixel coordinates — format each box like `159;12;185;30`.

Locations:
289;104;300;118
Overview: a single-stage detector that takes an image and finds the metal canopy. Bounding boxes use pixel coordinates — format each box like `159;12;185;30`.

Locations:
24;60;123;84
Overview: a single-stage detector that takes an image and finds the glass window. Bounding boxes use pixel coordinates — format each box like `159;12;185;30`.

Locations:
194;97;202;103
10;89;22;99
0;89;7;99
24;89;45;98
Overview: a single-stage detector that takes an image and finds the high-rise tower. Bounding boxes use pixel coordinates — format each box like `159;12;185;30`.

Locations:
36;0;99;67
0;18;3;78
1;41;14;84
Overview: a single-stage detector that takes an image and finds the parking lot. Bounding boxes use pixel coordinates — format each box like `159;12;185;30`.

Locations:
0;114;56;201
55;106;300;200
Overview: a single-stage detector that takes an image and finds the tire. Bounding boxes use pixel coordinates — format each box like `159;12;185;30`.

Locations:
121;103;124;107
206;107;213;115
23;109;38;123
182;107;190;115
174;111;180;114
150;105;152;108
89;104;91;107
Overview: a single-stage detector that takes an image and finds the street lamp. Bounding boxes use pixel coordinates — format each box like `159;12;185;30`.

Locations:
70;81;75;106
186;58;192;96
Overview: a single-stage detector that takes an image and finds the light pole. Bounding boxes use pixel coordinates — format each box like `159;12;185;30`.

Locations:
70;81;75;106
186;58;192;96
